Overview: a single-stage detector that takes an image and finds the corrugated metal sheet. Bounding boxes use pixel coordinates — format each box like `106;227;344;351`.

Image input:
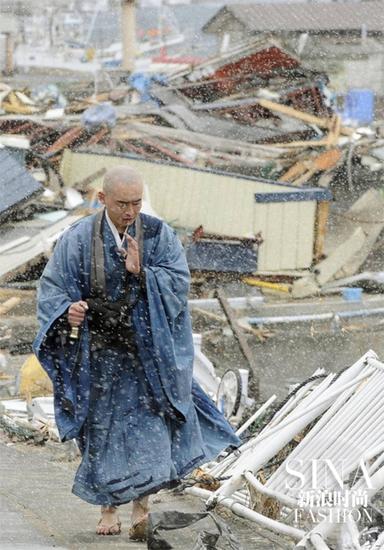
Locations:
205;2;384;34
61;150;326;272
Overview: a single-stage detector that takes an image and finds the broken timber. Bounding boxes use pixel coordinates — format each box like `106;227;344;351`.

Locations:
216;289;259;399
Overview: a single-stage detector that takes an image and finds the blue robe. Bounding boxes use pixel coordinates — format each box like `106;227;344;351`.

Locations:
33;211;240;505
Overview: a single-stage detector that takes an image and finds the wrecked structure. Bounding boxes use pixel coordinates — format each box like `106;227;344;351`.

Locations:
1;25;384;548
0;39;383;289
203;2;384;96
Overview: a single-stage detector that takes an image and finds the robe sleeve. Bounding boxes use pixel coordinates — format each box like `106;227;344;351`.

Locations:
33;222;91;441
145;223;190;325
34;225;87;359
37;231;82;331
134;222;195;420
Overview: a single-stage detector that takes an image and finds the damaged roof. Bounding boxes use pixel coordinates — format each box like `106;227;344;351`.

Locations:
0;148;43;223
203;2;384;34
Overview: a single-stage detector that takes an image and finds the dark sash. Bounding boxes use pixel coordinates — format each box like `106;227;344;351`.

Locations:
88;209;144;351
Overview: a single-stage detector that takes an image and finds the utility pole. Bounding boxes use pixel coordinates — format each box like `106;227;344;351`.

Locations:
121;0;136;72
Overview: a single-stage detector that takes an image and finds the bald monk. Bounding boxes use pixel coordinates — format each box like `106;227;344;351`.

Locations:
34;166;240;540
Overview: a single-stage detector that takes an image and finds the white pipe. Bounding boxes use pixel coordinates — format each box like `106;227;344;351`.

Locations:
0;236;30;254
247;370;372;446
373;530;384;549
259;374;336;439
244;471;298;509
309;533;332;550
236;395;276;436
300;460;384;549
185;486;305;541
290;370;381;468
269;365;378;491
316;375;384;463
250;312;333;324
231;491;250;505
325;390;384;479
247;307;384;326
262;367;371;492
189;296;263;313
367;357;384;371
208;454;238;478
237;366;366;481
208;354;375;504
270;371;329;427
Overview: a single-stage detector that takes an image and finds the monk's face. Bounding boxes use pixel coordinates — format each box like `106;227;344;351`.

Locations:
98;181;143;233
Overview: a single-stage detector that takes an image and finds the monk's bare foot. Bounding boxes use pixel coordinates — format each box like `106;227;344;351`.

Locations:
96;505;121;535
129;497;149;541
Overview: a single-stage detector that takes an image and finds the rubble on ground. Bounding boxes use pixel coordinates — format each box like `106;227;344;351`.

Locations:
0;37;384;309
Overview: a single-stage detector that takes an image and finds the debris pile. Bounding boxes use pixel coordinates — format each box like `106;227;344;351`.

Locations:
0;38;384;287
185;350;384;549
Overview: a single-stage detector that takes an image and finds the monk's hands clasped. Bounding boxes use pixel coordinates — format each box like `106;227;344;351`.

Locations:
119;234;140;275
68;300;88;328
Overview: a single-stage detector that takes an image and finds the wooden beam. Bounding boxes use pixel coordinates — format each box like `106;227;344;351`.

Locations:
256;99;353;136
0;296;21;316
268;139;330;149
72;167;107;192
114;122;294;157
216;289;259;399
314;201;330;262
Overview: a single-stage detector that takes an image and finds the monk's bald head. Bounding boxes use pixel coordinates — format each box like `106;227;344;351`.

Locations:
103;165;143;194
99;165;144;232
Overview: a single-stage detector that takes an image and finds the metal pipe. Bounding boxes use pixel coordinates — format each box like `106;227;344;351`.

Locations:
269;364;376;491
185;486;305;540
271;369;328;426
236;395;276;436
293;370;381;466
208;355;375;503
309;533;332;550
247;307;384;326
234;365;366;482
244;471;298;509
324;383;384;478
189;296;263;313
368;357;384;372
268;375;364;491
250;370;372;446
260;374;335;437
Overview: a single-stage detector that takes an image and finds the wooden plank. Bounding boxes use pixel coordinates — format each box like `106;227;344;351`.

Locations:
292;166;317;186
256;99;353;136
0;289;35;299
334;189;384;279
313;148;342;171
314;201;330;261
72;167;107;192
315;227;366;286
279;160;308;182
115;122;294;157
216;289;259;399
268;139;330;149
0;297;21;315
46;126;83;155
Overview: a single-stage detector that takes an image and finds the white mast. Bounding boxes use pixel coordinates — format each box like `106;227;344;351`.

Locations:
121;0;136;72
